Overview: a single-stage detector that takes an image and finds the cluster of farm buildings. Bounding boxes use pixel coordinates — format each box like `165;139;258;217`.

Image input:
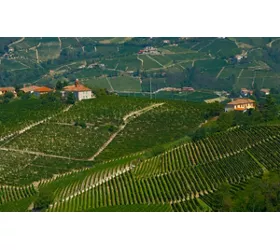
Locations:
138;47;160;55
225;87;271;112
241;88;270;96
0;78;272;114
0;79;94;101
156;87;195;92
225;98;256;112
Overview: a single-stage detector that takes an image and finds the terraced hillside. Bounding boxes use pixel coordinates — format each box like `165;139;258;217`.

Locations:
2;122;280;212
46;125;280;212
2;37;280;102
0;96;209;188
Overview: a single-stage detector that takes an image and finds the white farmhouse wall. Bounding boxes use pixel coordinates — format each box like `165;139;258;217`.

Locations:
77;91;92;101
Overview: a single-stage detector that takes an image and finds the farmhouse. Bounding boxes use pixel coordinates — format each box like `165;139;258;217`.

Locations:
20;85;39;93
240;88;253;97
0;87;16;96
33;86;53;97
62;79;94;101
260;88;270;95
138;46;160;55
225;98;256;112
182;87;195;92
235;54;244;62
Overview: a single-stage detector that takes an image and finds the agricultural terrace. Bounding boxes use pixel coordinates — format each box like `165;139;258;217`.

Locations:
46;125;280;212
0;99;66;139
4;96;158;159
0;149;91;185
2;124;280;211
97;100;208;160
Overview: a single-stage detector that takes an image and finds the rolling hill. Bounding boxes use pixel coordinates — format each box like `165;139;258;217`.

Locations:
1;37;280;212
1;37;280;100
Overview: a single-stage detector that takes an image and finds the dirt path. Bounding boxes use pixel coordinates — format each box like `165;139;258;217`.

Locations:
178;63;185;70
190;42;200;50
29;42;41;64
198;120;208;128
0;147;88;161
267;38;280;48
15;60;30;69
35;49;39;64
246;150;269;173
106;77;114;91
216;67;225;79
58;37;62;49
88;103;164;161
8;37;25;47
146;55;164;67
137;56;144;68
198;38;217;52
237;68;244;79
51;164;133;207
0;105;73;143
252;71;256;88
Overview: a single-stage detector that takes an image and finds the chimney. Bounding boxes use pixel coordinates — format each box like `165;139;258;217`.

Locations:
75;79;79;87
24;84;26;88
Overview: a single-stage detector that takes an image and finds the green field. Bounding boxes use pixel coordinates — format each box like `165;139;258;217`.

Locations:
2;37;280;212
83;77;112;90
1;59;29;71
97;100;207;160
0;99;66;138
139;55;163;70
44;125;280;212
110;76;141;91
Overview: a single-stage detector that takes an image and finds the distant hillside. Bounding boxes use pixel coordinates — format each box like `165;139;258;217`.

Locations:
1;37;280;96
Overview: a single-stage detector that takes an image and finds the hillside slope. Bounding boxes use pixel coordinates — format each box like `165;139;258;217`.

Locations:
1;37;280;96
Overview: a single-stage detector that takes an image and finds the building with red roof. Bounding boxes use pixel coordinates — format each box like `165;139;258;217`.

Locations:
225;98;256;112
62;79;93;101
0;87;16;96
33;86;53;97
20;85;39;93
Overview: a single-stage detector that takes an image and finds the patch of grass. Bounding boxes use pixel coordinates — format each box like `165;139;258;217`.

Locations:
110;76;141;92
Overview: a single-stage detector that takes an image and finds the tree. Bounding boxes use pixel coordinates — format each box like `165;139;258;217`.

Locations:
253;80;262;100
205;101;224;119
66;92;75;104
56;80;67;90
263;94;279;121
34;190;54;211
4;91;14;100
229;88;240;98
211;183;233;212
15;84;21;93
91;88;108;97
217;111;234;131
270;87;279;95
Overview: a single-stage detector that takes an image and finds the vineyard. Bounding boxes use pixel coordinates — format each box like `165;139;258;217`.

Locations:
96;100;208;160
0;99;66;139
1;94;280;212
23;125;279;212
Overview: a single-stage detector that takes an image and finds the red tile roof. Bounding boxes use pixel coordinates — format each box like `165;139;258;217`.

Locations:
260;88;270;93
20;85;39;93
34;86;53;93
0;87;15;92
227;98;255;105
63;79;91;92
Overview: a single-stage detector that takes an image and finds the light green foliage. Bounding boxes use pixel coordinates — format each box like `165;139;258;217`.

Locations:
0;99;66;137
97;101;207;160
